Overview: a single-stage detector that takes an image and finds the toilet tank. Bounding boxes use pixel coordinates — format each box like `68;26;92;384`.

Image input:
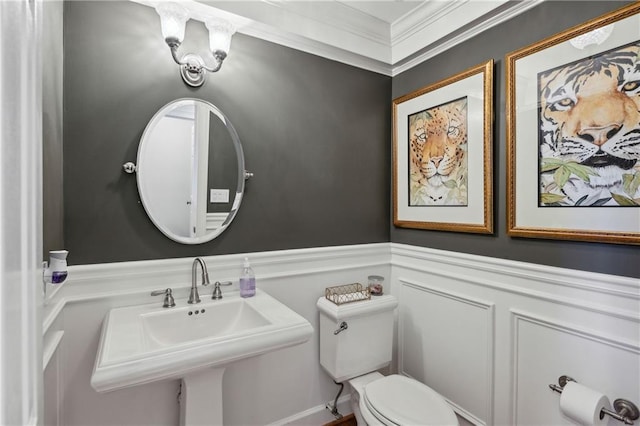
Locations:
317;294;398;383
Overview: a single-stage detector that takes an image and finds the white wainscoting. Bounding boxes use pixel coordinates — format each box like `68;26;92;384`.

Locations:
391;243;639;426
206;213;229;231
42;243;639;425
399;281;495;425
43;244;391;426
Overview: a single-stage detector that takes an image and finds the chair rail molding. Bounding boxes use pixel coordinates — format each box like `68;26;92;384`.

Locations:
43;242;639;426
43;243;392;333
390;243;639;317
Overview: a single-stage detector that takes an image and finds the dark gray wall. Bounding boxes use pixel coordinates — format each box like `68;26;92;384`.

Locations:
43;0;64;257
391;1;639;278
59;1;639;278
62;1;391;265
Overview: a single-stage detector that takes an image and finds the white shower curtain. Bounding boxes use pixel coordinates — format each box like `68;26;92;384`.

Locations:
0;0;44;425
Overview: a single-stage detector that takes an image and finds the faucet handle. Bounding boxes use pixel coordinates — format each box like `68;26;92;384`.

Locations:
151;288;176;308
211;281;233;300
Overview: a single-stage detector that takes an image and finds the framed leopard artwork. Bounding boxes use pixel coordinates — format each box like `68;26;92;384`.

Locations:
393;60;493;234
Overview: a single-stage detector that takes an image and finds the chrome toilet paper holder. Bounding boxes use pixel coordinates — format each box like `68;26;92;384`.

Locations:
549;375;639;425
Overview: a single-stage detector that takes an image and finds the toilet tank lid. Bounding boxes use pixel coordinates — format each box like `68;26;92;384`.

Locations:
316;294;398;321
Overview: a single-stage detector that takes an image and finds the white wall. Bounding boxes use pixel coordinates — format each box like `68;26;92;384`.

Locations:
42;243;639;425
0;1;44;424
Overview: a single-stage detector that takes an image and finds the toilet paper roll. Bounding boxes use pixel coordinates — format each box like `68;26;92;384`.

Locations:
560;381;610;426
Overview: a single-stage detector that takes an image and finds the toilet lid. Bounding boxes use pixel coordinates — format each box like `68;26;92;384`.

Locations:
364;375;458;426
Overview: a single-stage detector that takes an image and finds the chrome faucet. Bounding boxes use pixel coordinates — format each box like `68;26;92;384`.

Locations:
189;257;211;304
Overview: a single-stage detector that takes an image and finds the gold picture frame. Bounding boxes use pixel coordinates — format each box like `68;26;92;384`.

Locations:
506;3;640;245
392;59;493;234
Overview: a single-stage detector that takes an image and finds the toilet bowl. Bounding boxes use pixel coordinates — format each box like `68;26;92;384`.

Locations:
317;294;458;426
349;373;458;426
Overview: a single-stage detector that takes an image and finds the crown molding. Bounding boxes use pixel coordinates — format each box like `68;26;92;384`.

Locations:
390;1;470;60
239;20;394;75
196;0;392;62
390;0;513;65
391;0;544;76
133;0;544;76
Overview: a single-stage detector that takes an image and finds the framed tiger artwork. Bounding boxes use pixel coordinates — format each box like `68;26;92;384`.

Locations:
393;60;493;234
507;2;640;245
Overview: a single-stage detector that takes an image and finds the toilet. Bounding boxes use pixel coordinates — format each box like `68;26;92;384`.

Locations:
317;294;458;426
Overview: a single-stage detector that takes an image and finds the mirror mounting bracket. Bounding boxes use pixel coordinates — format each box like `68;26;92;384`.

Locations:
123;162;137;174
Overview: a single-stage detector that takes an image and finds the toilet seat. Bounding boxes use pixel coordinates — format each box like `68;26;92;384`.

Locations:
362;375;458;426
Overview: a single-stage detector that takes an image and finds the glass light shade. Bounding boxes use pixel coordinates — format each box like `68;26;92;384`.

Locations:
569;24;614;50
205;18;235;55
155;2;189;44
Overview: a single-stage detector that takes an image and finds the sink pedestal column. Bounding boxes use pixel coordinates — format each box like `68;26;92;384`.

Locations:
179;367;226;426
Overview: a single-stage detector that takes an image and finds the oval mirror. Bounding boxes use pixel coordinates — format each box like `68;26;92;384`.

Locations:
136;98;245;244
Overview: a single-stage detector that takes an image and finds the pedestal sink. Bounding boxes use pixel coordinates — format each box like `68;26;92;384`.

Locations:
91;289;313;425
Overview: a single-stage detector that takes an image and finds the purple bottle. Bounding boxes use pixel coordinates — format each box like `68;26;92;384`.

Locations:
239;257;256;298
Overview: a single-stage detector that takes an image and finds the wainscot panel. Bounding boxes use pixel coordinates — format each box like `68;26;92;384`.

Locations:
391;243;639;426
399;281;495;425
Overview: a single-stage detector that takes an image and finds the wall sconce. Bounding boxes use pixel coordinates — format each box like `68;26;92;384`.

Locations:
155;2;235;87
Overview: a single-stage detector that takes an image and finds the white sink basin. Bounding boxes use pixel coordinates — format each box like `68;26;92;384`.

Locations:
141;298;270;349
91;289;313;393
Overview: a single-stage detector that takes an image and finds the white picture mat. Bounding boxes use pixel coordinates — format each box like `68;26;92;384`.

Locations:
514;14;640;233
395;72;486;226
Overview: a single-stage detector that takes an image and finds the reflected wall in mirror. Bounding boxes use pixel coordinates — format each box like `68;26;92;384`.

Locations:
136;98;245;244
